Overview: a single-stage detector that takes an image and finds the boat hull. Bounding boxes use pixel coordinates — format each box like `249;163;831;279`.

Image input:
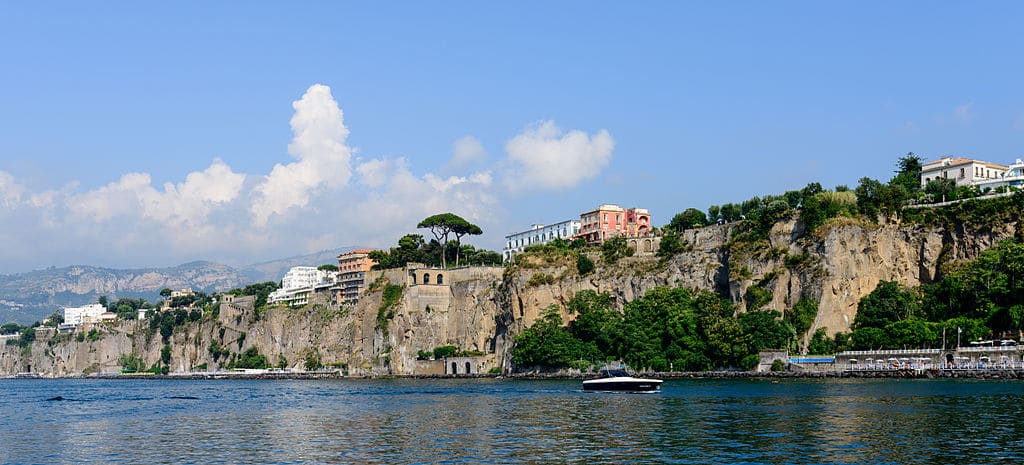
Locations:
582;379;662;392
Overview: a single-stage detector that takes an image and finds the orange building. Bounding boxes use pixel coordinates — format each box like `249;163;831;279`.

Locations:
576;204;651;244
336;249;377;303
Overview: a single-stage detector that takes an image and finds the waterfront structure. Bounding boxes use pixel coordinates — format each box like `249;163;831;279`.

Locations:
503;220;581;262
268;266;334;307
63;303;107;327
335;249;377;303
576;204;651;244
920;157;1008;188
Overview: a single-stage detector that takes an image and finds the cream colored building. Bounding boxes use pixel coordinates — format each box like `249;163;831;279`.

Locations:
920;157;1007;187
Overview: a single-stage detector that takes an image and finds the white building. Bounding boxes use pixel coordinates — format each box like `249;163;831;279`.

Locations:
974;159;1024;191
921;157;1008;188
63;303;107;326
268;266;333;306
503;219;582;262
280;266;331;290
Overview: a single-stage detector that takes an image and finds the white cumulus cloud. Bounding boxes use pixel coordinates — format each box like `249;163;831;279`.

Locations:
443;135;487;173
251;84;354;227
504;120;614;191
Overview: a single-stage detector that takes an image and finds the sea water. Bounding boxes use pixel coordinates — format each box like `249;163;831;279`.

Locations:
1;378;1022;464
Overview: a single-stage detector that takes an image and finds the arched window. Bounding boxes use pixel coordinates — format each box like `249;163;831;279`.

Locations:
451;362;458;374
423;273;430;284
465;361;472;374
437;274;444;285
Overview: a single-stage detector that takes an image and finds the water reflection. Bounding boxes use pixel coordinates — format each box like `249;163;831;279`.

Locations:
2;378;1024;463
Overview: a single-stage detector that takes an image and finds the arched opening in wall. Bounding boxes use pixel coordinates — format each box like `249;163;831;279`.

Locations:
423;273;430;284
411;273;417;285
465;361;472;374
629;241;638;253
643;239;653;253
437;274;444;285
451;362;458;374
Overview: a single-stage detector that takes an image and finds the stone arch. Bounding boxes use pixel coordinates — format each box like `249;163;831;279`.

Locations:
465;361;472;374
643;239;653;253
423;273;430;284
451;362;457;374
437;274;444;285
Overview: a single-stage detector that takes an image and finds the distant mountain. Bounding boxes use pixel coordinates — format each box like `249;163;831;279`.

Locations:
240;247;356;283
0;247;360;325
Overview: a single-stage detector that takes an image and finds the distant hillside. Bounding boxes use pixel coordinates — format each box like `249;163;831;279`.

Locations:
241;247;356;283
0;247;360;325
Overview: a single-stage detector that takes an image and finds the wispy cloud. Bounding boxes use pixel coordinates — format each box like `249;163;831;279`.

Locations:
443;135;488;173
953;102;975;122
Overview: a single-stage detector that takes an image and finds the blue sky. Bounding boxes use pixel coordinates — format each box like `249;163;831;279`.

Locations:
1;2;1023;273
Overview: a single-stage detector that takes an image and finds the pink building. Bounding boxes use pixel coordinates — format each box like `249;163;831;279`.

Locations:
576;204;651;244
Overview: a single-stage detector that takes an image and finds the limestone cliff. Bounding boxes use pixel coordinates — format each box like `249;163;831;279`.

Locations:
1;218;1013;377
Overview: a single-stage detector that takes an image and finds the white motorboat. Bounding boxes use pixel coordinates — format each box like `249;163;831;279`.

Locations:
582;368;662;393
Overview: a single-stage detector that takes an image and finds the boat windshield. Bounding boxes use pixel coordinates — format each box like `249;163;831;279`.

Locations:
601;369;630;378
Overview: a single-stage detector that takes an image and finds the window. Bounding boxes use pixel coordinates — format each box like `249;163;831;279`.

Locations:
960;168;965;179
437;274;443;285
423;273;430;284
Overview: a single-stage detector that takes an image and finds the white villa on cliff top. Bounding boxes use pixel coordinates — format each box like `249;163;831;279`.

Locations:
920;156;1023;190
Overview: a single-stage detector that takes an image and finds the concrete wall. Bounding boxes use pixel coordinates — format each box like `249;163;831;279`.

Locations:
445;356;480;375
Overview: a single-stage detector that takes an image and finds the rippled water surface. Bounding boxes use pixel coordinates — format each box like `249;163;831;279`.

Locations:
2;378;1024;464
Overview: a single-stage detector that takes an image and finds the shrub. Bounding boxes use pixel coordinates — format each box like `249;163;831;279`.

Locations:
433;345;458;358
576;253;595;275
527;273;556;287
235;347;269;369
770;359;786;372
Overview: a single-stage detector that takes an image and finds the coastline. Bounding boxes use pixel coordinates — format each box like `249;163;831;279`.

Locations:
6;368;1024;381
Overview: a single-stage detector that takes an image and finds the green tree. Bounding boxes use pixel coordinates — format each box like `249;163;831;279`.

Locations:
317;264;338;272
924;178;956;203
806;328;836;355
891;152;923;194
418;213;473;268
786;298;819;338
159;288;172;298
576;253;595;275
433;345;458;359
601;236;634;264
884;318;936;349
669;208;708;231
855;177;884;221
512;306;598;369
707;205;721;223
854;281;920;329
566;291;619;355
738;310;794;352
160;344;172;366
657;229;686;259
451;220;483;267
235;347;269;369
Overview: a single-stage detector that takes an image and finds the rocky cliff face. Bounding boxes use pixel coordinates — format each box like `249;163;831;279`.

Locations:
1;219;1012;377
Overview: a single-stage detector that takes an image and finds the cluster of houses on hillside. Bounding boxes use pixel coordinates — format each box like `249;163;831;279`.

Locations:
263;203;658;308
503;203;653;262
